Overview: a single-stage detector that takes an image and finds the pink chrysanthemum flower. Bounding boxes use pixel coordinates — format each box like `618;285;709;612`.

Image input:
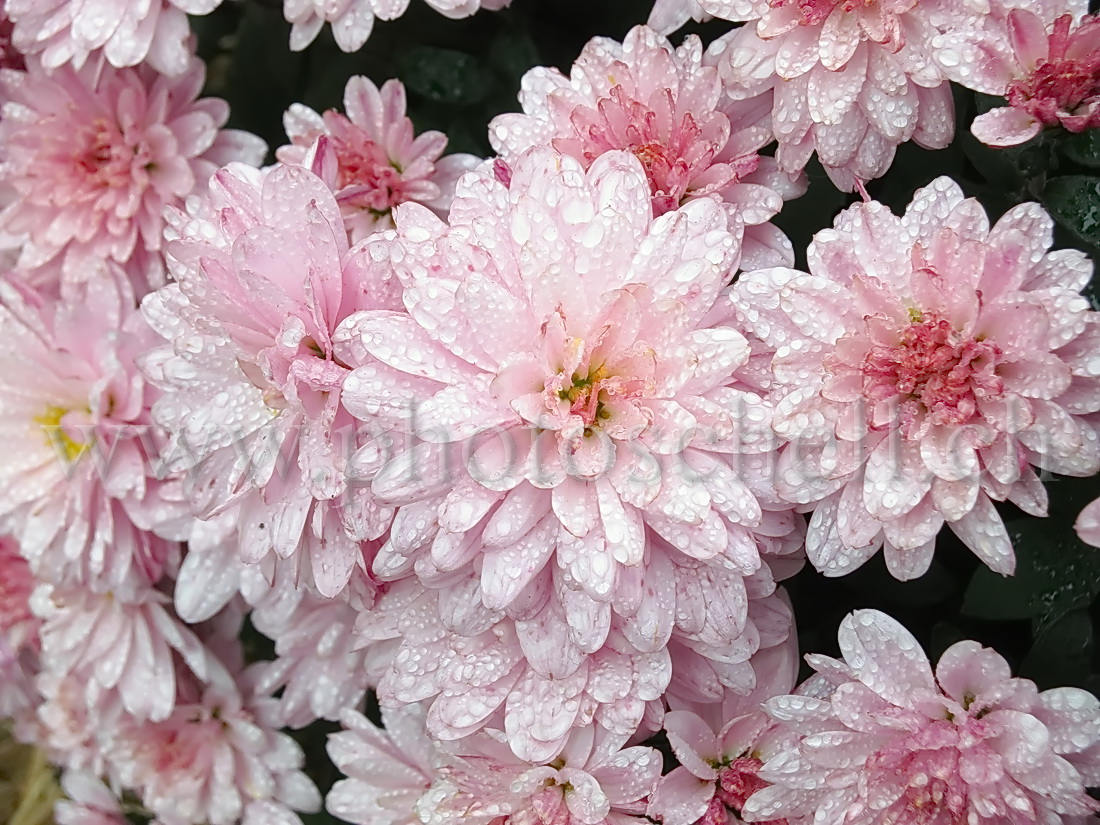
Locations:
32;579;210;724
733;176;1100;580
489;25;804;269
5;0;220;76
0;275;180;591
343;145;789;613
935;2;1100;147
1078;496;1100;548
326;705;437;825
143;159;395;597
742;609;1100;824
0;58;266;293
340;147;806;750
277;76;479;244
703;0;969;190
648;639;798;825
418;725;662;825
108;660;321;825
282;0;511;52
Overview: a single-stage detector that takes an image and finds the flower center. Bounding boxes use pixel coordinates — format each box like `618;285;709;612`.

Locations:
34;405;90;463
716;757;770;812
323;111;409;214
898;769;966;823
1007;58;1100;119
558;363;615;432
72;119;142;189
866;737;970;825
556;85;733;216
856;311;1003;433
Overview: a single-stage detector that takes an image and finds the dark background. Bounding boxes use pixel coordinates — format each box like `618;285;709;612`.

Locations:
189;3;1100;820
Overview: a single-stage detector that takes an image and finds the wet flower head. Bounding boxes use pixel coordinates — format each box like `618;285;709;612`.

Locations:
490;25;801;268
278;76;478;242
0;58;266;291
743;610;1100;825
936;6;1100;147
324;111;408;213
1005;14;1100;130
733;177;1100;580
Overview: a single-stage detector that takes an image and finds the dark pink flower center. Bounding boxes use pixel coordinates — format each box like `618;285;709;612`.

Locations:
704;758;787;825
858;311;1003;433
323;111;410;214
555;85;740;217
1008;59;1100;120
73;119;141;189
716;757;770;811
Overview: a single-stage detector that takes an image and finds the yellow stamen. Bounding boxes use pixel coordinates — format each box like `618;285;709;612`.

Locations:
33;406;88;463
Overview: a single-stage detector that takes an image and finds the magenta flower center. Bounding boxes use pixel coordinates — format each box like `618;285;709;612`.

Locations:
323;111;410;213
857;311;1004;432
716;757;770;811
1007;58;1100;121
709;758;788;825
71;118;146;190
556;85;735;216
766;0;918;30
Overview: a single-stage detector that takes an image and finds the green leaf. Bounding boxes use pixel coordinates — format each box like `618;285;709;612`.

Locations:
1061;130;1100;169
1021;609;1094;689
1042;175;1100;247
961;564;1036;621
487;29;539;84
219;2;305;152
300;812;344;825
398;46;493;106
928;621;968;663
842;557;959;608
962;508;1100;630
